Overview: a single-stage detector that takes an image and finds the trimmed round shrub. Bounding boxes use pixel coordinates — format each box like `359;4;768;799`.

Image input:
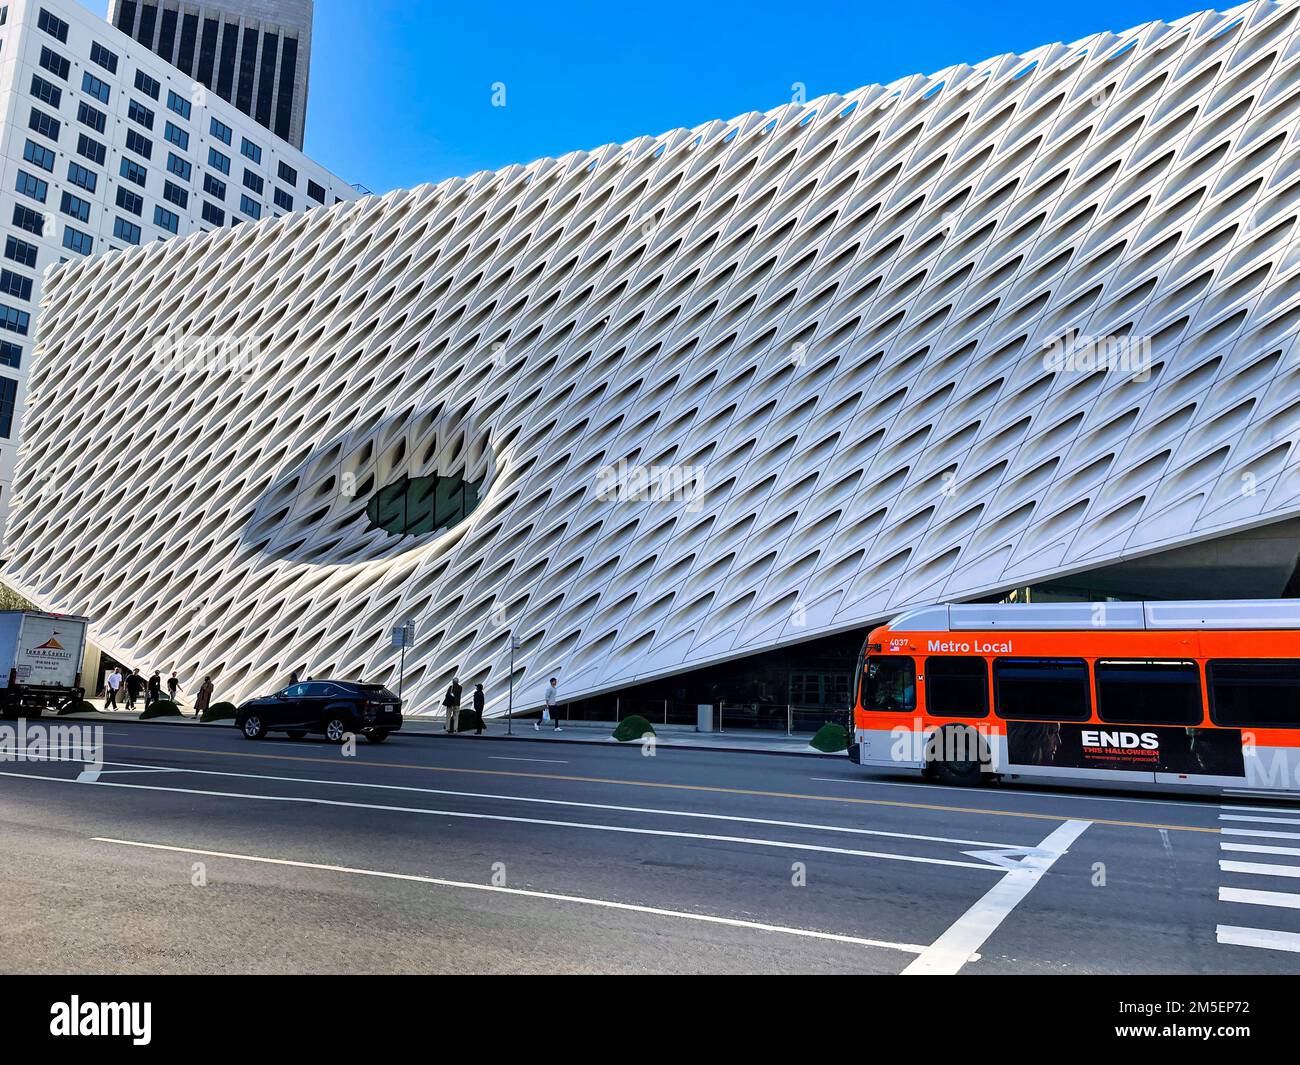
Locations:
58;700;99;717
201;702;238;723
613;715;656;743
140;699;183;720
810;723;850;754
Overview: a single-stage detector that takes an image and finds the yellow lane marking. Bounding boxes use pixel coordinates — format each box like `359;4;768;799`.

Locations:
105;741;1222;835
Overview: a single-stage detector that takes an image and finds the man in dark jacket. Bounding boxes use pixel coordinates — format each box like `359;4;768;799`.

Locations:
146;671;162;709
443;677;462;733
124;669;145;711
473;683;486;735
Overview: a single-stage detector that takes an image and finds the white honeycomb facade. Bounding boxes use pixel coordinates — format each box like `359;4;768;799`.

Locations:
8;1;1300;713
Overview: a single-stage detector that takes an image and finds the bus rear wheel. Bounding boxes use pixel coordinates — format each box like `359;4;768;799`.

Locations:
927;725;989;787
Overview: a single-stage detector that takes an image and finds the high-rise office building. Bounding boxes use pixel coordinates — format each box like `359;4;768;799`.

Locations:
0;0;359;546
107;0;312;149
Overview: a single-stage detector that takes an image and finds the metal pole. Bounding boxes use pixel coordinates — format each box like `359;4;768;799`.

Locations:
788;703;793;737
507;634;514;736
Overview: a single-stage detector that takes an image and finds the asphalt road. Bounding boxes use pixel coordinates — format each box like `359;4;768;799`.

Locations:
1;721;1298;974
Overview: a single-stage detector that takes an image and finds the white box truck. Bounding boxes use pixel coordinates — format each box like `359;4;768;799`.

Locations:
0;611;90;718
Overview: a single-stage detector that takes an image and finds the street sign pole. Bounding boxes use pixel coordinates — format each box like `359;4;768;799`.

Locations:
393;620;415;703
508;634;515;736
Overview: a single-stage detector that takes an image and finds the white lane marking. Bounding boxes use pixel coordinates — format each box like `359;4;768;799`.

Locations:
1220;804;1300;814
1221;814;1300;826
91;837;928;956
1219;860;1300;879
812;777;1228;813
1222;842;1300;858
1220;828;1300;841
489;757;570;765
0;769;1005;872
1216;925;1300;953
1220;886;1300;910
902;819;1092;976
5;757;1025;850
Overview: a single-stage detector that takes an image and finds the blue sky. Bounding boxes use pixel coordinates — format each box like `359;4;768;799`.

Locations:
84;0;1203;192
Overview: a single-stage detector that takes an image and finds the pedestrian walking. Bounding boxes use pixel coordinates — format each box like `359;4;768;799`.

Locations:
124;668;145;711
194;676;214;721
536;677;562;732
473;683;485;735
146;671;162;709
167;672;182;703
104;668;123;711
443;676;462;734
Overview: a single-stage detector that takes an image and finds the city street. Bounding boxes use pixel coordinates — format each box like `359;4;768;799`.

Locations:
0;723;1297;974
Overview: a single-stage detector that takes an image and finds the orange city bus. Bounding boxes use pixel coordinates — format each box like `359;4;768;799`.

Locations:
849;600;1300;793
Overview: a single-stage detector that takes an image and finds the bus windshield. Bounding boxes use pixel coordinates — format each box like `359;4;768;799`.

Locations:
862;657;916;712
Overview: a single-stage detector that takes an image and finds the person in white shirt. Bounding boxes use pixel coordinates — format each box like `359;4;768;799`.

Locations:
536;677;562;732
104;669;123;711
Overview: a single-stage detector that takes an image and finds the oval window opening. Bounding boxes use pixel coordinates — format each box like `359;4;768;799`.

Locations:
366;474;482;538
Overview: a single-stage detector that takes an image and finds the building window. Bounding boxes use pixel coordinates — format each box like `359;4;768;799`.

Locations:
239;195;261;220
62;227;93;256
125;129;153;160
30;74;62;107
208;148;231;175
128;99;155;129
22;140;56;172
163;181;189;209
0;303;31;335
37;8;68;43
112;218;141;245
166;90;192;120
0;270;33;302
240;137;262;164
164;122;189;150
277;161;298;186
60;191;91;224
200;201;225;226
209;117;232;145
89;42;119;75
0;377;16;439
28;107;61;142
76;134;107;166
115;187;144;216
307;180;326;204
14;171;48;203
203;174;227;200
273;188;294;212
5;237;38;269
120;158;148;186
82;72;111;104
77;102;107;135
366;475;484;538
38;46;69;81
0;342;21;371
11;206;44;237
154;205;180;234
67;162;98;193
135;70;161;100
242;170;264;195
166;153;192;181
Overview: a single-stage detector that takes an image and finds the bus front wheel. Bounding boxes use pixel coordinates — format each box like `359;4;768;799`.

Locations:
927;725;989;787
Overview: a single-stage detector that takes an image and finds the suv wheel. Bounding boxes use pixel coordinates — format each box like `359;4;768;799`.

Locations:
324;717;349;744
241;715;267;740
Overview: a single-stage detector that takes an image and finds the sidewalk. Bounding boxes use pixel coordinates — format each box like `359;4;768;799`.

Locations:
56;710;843;758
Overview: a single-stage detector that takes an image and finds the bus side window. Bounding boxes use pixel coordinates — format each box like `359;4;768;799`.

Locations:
993;658;1091;721
1096;660;1203;726
862;657;916;713
925;657;988;718
1208;660;1300;728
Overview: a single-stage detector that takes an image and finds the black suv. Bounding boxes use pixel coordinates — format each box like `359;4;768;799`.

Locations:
236;681;403;744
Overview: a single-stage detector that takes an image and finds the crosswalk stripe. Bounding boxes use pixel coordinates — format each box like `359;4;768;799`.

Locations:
1217;925;1300;953
1220;860;1300;878
1220;886;1300;910
1221;828;1300;841
1220;814;1300;826
1221;804;1300;813
1222;842;1300;858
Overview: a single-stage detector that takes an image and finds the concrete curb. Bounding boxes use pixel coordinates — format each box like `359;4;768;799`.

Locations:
56;713;844;759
